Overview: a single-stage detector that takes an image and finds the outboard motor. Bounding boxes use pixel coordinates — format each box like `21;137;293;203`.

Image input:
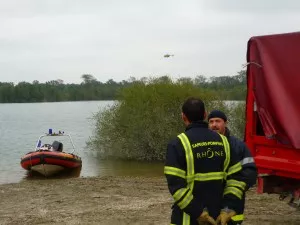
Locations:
52;141;63;152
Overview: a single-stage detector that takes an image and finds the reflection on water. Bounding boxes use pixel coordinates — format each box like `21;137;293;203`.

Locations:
22;159;164;182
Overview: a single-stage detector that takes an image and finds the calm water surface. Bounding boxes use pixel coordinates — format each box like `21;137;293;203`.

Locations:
0;101;163;185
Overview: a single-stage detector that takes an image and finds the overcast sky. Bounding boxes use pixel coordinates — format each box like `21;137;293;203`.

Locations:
1;0;300;84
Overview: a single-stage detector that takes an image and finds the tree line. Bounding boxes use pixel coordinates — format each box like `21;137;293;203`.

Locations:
0;71;246;103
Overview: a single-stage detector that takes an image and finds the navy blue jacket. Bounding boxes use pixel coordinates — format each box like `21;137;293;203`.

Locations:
225;128;257;190
165;122;249;225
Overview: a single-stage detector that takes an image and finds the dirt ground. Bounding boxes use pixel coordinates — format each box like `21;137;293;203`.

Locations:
1;176;300;225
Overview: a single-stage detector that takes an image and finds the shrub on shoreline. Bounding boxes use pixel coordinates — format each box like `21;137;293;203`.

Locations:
89;77;245;160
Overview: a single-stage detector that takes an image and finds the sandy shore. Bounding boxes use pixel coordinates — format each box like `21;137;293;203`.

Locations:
0;176;300;225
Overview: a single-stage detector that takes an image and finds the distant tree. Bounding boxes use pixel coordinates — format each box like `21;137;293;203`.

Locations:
46;80;62;86
105;79;117;85
81;74;97;84
152;76;172;84
0;71;248;103
139;77;149;83
194;75;207;85
128;76;137;83
177;77;193;84
57;79;64;84
236;70;246;83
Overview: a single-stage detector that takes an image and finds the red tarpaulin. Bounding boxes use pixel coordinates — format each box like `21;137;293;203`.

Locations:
247;32;300;148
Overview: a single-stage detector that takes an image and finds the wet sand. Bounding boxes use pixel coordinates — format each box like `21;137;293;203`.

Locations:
0;176;300;225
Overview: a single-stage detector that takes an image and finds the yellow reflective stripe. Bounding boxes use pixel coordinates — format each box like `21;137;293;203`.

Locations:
231;214;244;221
170;171;226;183
227;162;242;176
186;175;194;183
177;133;193;225
183;212;190;225
194;172;225;181
224;136;230;171
173;188;189;202
178;189;193;209
226;179;246;190
219;134;230;172
224;186;243;199
178;133;195;191
164;166;186;179
178;133;194;177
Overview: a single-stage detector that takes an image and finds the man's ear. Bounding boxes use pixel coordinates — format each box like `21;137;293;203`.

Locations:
181;112;186;121
182;112;189;124
203;111;207;120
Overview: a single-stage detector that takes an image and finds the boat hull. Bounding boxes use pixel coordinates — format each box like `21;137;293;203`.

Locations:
31;164;65;176
21;150;82;176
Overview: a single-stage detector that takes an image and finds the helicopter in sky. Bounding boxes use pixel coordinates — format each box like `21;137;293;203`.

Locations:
163;54;174;58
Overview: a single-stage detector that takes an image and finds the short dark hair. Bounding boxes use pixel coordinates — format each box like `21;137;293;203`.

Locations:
182;97;205;122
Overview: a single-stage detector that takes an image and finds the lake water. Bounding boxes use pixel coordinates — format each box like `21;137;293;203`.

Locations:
0;101;164;185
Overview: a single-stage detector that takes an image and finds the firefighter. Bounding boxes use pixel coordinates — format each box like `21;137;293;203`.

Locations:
208;110;257;225
165;97;248;225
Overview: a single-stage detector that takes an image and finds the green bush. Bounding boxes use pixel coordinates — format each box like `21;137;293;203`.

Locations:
89;77;247;161
226;101;246;140
89;77;228;161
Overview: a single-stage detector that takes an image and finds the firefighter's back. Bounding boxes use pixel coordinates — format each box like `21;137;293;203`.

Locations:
184;124;227;219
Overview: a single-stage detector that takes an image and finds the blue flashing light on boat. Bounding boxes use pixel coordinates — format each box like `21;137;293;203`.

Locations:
37;140;42;147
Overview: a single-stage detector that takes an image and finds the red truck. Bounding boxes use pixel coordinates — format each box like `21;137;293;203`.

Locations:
245;31;300;207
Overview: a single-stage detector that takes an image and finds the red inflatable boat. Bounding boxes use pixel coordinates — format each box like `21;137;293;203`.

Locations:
20;129;82;176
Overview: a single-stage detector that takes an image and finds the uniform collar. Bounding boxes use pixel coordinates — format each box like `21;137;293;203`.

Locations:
224;127;231;137
185;121;208;131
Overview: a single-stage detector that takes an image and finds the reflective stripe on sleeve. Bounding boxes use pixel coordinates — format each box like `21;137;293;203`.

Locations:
164;166;186;179
173;188;189;202
177;189;193;209
226;179;246;191
224;186;243;199
240;157;255;165
227;162;242;176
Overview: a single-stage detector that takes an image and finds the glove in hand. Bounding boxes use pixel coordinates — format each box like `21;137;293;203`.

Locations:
216;209;236;225
197;210;217;225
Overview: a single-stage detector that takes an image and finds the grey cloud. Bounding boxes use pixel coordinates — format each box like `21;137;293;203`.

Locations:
203;0;300;14
0;0;299;83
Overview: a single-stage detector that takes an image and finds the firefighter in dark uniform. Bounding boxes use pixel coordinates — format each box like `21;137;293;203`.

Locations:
208;110;257;225
165;97;249;225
